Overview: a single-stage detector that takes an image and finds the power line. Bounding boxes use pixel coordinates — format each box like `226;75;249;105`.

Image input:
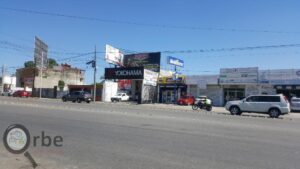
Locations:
56;52;94;61
160;44;300;54
1;6;300;34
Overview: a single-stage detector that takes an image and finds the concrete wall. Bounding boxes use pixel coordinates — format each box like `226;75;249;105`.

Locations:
198;85;223;106
34;69;84;90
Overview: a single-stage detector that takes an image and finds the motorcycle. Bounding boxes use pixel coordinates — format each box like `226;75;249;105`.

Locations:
192;100;212;111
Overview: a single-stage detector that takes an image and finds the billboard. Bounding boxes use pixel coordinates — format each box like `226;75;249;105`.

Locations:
220;67;258;84
259;69;300;84
158;75;186;84
143;69;158;86
123;52;161;72
168;56;184;67
105;44;124;65
34;36;48;69
105;67;144;80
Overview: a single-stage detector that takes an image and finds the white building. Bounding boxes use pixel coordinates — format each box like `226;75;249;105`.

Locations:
0;75;16;93
187;68;300;106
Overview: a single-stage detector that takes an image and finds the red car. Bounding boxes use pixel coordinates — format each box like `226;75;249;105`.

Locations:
177;95;195;105
12;90;31;97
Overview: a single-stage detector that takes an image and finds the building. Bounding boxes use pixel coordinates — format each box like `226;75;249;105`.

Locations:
16;64;85;97
104;67;158;103
187;67;300;106
158;74;187;104
0;75;16;93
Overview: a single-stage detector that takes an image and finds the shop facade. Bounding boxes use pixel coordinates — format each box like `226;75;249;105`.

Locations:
187;68;300;106
157;75;187;103
104;67;158;103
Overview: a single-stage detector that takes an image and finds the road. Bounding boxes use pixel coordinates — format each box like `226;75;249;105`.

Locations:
0;96;300;169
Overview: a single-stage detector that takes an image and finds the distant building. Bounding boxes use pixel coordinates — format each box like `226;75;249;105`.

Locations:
0;75;16;93
16;64;85;97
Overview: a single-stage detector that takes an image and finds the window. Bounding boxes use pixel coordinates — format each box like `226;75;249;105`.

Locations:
267;96;280;102
246;96;259;102
256;96;280;102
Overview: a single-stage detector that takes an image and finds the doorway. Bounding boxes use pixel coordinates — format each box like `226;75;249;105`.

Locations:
224;88;245;104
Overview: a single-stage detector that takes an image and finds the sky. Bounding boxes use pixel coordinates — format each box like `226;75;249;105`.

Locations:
1;0;300;84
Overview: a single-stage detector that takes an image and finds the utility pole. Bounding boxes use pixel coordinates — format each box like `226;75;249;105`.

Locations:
174;65;177;104
93;46;97;102
1;65;5;93
39;52;43;98
86;46;97;102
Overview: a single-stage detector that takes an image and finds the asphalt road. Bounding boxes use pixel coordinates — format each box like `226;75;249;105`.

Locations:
0;97;300;169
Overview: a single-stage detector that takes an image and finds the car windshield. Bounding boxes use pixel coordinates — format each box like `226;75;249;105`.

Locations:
2;1;300;169
292;98;300;102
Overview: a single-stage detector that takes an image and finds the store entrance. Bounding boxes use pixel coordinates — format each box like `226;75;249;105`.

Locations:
277;89;300;100
224;88;245;105
162;90;175;104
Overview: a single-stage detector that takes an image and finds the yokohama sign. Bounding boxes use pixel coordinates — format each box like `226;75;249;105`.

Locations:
105;67;144;79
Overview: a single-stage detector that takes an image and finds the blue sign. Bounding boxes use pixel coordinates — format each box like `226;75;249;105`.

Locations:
168;56;184;67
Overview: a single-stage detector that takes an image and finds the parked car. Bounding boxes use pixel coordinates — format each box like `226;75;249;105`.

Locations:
225;94;290;118
1;90;14;96
62;91;92;103
177;95;195;105
291;97;300;112
111;93;130;102
12;90;31;97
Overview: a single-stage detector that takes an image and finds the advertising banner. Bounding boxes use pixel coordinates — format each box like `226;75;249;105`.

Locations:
105;44;124;65
143;69;158;86
105;67;144;80
123;52;161;72
158;75;186;84
259;69;300;84
220;67;258;84
118;79;132;90
34;36;48;69
168;56;184;67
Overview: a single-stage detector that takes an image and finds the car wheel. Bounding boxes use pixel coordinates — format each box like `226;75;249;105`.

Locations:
192;105;199;110
62;97;67;102
77;98;82;103
230;106;241;115
206;106;212;111
269;108;280;118
86;100;90;104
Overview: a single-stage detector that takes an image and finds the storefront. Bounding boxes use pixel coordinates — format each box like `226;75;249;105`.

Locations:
158;75;187;103
187;68;300;106
260;69;300;100
275;85;300;99
104;67;158;103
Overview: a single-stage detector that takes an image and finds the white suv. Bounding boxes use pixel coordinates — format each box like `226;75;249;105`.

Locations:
225;94;290;118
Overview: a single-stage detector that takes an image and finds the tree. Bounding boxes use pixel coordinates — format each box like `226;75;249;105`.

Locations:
58;80;65;91
24;61;35;68
58;80;65;88
48;58;58;68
